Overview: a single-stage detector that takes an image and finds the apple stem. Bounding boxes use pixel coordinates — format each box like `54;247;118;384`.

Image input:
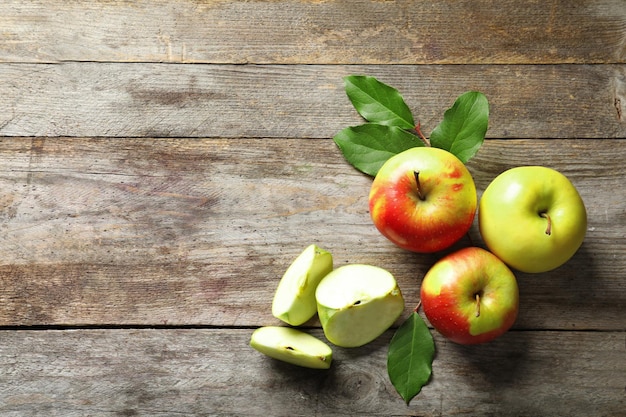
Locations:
540;212;552;235
475;293;481;318
414;300;422;313
413;171;426;201
414;121;430;146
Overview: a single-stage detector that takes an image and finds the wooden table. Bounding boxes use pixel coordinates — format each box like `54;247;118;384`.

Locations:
1;1;625;415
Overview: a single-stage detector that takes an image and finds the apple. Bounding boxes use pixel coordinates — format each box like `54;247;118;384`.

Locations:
272;244;333;326
250;326;332;369
479;166;587;273
369;147;477;253
420;247;519;345
315;264;404;348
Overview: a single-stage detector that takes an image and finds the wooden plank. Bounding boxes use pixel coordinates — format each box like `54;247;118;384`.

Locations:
0;137;623;330
0;3;622;417
1;63;625;138
1;0;625;65
0;328;623;416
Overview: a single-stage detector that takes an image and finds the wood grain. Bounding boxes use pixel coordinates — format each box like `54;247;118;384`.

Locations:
0;329;623;417
1;63;625;138
1;0;625;65
0;138;623;330
1;1;624;415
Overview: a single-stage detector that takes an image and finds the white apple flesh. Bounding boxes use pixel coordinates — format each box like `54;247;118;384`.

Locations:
250;326;333;369
272;244;333;326
315;264;404;348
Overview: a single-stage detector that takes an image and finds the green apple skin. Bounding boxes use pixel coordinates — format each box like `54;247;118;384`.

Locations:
369;147;477;253
479;166;587;273
420;247;519;345
250;326;332;369
272;244;333;326
316;264;404;348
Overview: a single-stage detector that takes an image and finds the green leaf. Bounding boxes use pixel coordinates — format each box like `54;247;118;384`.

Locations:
387;312;435;405
333;123;423;177
344;75;415;129
429;91;489;163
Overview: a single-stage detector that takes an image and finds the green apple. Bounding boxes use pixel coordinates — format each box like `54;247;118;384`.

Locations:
369;147;477;253
479;166;587;273
250;326;332;369
420;247;519;345
315;264;404;348
272;244;333;326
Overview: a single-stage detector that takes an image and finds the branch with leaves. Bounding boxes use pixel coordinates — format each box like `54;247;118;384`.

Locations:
334;75;489;176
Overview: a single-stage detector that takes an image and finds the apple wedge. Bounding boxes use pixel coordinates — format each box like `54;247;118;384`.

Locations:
272;244;333;326
249;326;333;369
316;264;405;348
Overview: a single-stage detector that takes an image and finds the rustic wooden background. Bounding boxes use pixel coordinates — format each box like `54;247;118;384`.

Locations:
1;1;625;416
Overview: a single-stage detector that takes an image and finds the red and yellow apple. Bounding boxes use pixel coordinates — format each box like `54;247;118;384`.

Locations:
369;147;477;253
420;247;519;345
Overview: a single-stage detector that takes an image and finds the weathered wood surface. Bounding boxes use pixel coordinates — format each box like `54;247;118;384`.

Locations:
0;329;624;417
0;0;625;415
1;0;625;64
1;63;626;138
0;138;624;331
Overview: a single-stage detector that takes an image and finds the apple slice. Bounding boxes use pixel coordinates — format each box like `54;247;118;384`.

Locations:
316;264;404;348
250;326;333;369
272;244;333;326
